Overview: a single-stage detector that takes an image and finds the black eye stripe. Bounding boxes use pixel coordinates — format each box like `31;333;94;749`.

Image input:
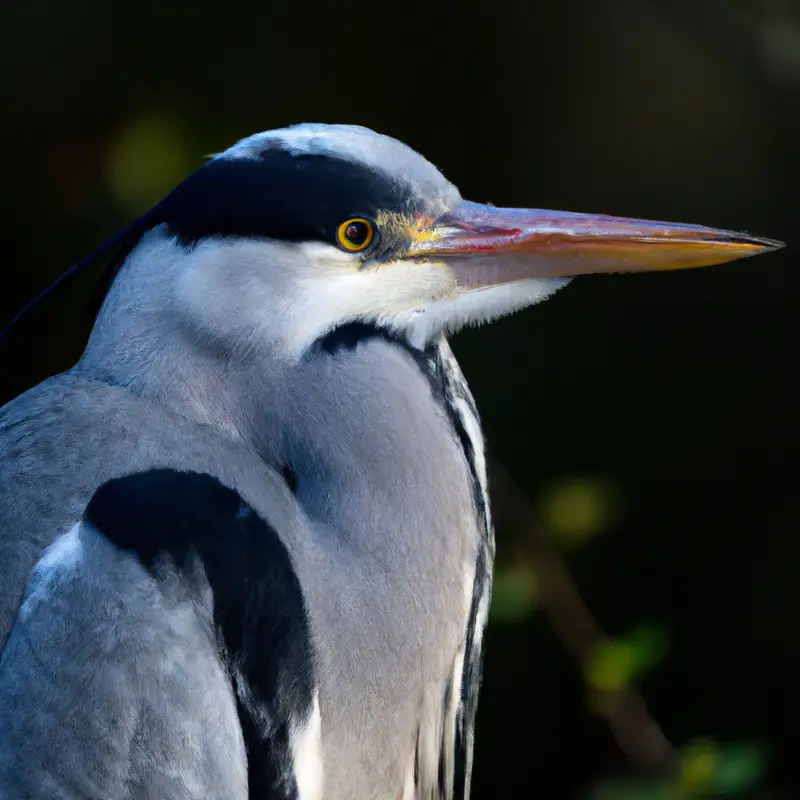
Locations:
154;151;422;248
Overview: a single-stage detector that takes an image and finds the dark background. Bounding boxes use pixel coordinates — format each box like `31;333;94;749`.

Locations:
1;1;797;797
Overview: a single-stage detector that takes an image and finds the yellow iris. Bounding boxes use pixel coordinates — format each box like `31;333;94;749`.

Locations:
337;218;375;252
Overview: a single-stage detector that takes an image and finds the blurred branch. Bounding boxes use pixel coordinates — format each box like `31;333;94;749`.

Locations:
489;458;678;775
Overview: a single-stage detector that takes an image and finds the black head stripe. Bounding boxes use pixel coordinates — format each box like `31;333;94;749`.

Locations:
154;148;421;249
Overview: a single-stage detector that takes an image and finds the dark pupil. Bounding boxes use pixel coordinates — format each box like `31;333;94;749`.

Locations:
345;222;368;244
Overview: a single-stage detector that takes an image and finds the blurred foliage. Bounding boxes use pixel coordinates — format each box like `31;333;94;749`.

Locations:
585;624;670;695
538;475;624;548
106;111;191;214
590;740;768;799
490;562;539;624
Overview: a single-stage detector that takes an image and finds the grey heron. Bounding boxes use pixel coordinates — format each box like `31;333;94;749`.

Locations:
0;123;783;799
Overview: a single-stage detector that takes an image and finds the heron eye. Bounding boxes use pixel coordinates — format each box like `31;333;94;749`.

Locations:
336;218;375;252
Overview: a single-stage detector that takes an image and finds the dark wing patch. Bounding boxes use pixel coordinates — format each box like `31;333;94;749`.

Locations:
87;468;316;800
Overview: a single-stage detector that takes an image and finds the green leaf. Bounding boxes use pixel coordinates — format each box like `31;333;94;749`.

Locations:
107;110;191;214
537;475;624;547
585;623;669;692
680;739;719;793
712;741;768;796
625;623;670;671
489;563;537;624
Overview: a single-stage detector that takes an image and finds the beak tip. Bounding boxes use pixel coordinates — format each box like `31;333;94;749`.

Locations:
737;234;786;259
686;230;785;267
760;237;786;252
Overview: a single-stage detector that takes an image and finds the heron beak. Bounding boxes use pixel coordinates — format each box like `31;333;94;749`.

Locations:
407;201;784;286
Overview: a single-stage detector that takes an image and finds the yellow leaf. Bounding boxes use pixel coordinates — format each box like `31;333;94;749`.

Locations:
107;111;191;214
680;739;718;793
537;475;623;547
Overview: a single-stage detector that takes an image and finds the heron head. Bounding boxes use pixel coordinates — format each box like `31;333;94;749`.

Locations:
93;123;784;357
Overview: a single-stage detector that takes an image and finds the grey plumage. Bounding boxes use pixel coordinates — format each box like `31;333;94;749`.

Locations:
0;328;485;799
1;122;778;799
0;243;491;800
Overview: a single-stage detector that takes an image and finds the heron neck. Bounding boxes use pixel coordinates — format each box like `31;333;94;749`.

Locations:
75;232;485;557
